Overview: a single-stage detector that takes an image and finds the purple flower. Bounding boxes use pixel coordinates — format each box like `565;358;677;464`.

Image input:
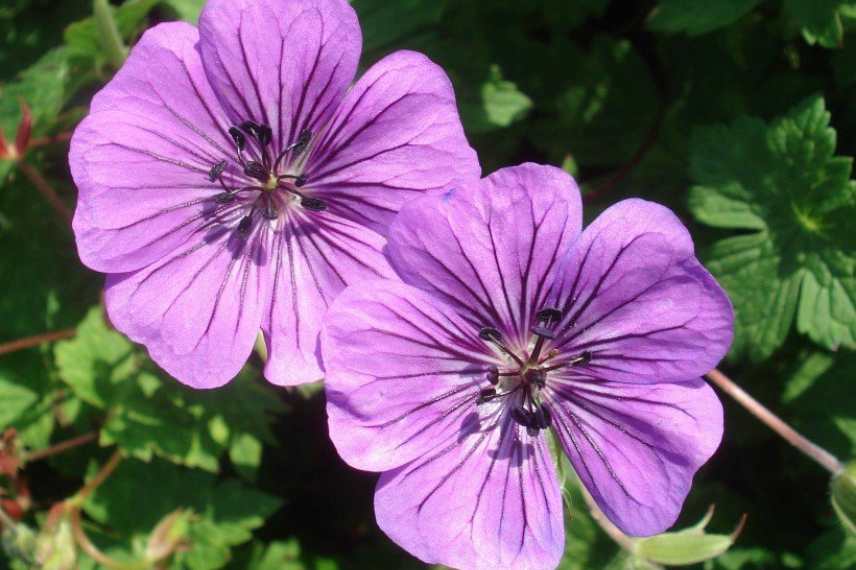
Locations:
69;0;479;389
322;164;733;570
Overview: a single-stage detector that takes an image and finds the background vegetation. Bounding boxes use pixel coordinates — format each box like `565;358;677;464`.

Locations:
1;0;856;568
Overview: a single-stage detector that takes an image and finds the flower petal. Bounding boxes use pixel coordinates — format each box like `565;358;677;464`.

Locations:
323;279;496;471
548;377;723;536
105;227;272;389
547;199;733;382
197;0;359;151
307;50;480;234
387;163;581;345
375;417;564;570
70;22;238;273
262;214;394;386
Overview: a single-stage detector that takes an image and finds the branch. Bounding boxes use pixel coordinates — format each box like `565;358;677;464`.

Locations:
16;161;73;226
706;368;843;475
24;432;97;463
0;328;76;356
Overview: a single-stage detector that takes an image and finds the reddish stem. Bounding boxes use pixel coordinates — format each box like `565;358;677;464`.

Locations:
0;328;76;356
76;450;122;503
706;368;843;475
16;161;73;225
585;109;663;202
28;132;72;149
24;432;97;463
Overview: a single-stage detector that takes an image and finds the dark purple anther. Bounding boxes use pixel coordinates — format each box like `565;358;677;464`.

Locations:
208;160;227;182
300;197;327;211
243;161;268;181
228;127;246;150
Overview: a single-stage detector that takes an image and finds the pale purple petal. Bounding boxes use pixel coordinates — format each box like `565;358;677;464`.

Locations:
105;226;272;389
262;215;394;386
306;50;480;234
197;0;359;153
546;199;733;382
386;163;581;346
70;22;237;273
375;415;564;570
547;377;723;536
323;279;497;471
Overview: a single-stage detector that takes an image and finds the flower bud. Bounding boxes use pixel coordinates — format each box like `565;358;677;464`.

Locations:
831;461;856;536
145;509;193;563
634;506;746;566
35;504;76;570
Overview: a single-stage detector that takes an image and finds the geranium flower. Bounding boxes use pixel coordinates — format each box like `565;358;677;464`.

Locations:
323;164;733;569
69;0;478;388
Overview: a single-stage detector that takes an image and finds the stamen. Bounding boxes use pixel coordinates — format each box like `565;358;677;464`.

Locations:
240;121;273;148
215;192;236;204
570;351;592;366
237;215;253;235
536;307;562;323
485;367;499;385
208;160;227;182
511;407;535;429
292;128;311;154
477;388;499;404
274;129;313;170
300;197;327;211
478;327;502;342
533;404;551;430
295;175;307;187
244;161;268;181
228;127;246;151
478;326;524;367
530;307;563;363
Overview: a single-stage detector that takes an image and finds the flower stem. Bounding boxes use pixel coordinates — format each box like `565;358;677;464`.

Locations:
0;328;76;356
24;432;97;464
578;482;636;552
74;450;123;505
706;368;843;475
16;161;73;226
28;132;72;149
585;107;663;201
70;509;147;570
93;0;128;68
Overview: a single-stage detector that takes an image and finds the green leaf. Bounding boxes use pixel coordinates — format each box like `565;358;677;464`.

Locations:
460;64;532;133
649;0;762;36
689;96;856;360
784;351;856;458
0;376;38;427
556;463;622;570
229;433;263;480
239;539;307;570
531;37;658;167
832;462;856;537
784;0;855;48
352;0;445;53
782;350;835;402
84;459;281;570
806;529;856;569
64;0;159;67
634;507;746;565
55;308;284;471
53;307;135;408
0;46;78;181
160;0;205;23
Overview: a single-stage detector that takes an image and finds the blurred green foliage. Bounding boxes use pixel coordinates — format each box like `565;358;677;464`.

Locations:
1;0;856;568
